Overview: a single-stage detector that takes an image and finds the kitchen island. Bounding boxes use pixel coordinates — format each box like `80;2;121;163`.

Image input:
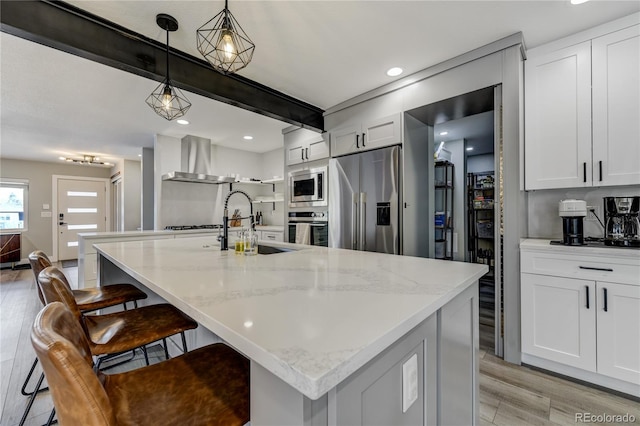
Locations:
96;236;487;425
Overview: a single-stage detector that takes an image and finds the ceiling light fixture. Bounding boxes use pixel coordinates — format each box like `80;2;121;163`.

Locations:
177;119;190;125
146;14;192;121
60;155;112;166
243;135;253;140
570;0;589;4
466;147;474;151
439;131;448;136
196;0;255;75
386;67;403;77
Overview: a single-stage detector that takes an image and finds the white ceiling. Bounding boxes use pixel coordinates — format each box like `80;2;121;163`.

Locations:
1;1;638;165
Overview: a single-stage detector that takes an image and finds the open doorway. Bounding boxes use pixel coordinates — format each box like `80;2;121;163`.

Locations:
404;86;502;356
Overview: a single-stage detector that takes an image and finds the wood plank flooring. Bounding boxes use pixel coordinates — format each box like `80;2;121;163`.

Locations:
1;266;638;425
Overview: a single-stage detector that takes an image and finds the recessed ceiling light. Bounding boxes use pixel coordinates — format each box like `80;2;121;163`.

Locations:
439;131;448;136
570;0;589;4
138;154;142;157
243;135;253;140
176;119;189;125
386;67;403;77
466;147;474;151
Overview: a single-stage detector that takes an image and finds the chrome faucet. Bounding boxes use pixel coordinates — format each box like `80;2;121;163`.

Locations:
220;189;255;250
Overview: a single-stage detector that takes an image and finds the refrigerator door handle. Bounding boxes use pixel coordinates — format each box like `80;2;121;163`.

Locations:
359;192;367;251
352;193;359;249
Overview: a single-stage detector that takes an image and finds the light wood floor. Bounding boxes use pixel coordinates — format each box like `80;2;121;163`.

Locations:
1;266;639;426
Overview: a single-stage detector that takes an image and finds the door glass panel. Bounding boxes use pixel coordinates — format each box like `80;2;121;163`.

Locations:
67;191;98;197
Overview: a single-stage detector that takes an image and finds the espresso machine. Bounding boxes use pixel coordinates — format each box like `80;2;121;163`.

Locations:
559;199;587;246
604;197;640;247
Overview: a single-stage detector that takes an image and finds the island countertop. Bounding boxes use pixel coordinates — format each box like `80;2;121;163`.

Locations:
95;236;487;400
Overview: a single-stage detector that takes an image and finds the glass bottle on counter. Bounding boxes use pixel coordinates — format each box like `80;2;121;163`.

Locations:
243;229;258;256
234;228;245;253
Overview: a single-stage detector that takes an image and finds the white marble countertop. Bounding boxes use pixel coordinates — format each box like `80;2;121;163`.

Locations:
520;238;640;260
95;236;486;400
78;229;218;239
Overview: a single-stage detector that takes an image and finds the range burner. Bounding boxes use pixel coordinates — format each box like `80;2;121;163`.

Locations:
165;224;223;231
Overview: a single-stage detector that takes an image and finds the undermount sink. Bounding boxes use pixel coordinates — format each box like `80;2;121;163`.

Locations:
257;244;297;255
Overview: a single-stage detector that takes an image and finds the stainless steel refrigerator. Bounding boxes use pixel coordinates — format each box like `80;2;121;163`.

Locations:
329;145;401;254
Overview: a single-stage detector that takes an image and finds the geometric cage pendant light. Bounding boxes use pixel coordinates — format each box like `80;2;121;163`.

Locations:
146;14;192;121
196;0;255;75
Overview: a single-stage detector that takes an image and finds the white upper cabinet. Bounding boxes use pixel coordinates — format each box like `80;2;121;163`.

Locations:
525;22;640;190
525;42;592;190
331;113;402;157
285;131;330;166
592;25;640;186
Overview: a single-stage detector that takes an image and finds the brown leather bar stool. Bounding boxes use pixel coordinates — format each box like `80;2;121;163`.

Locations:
32;302;250;426
32;265;199;426
19;251;149;425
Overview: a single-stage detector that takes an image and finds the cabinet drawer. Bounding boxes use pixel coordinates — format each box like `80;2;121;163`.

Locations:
521;250;640;285
261;231;282;242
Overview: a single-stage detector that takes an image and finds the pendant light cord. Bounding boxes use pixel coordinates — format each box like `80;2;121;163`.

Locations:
165;27;170;82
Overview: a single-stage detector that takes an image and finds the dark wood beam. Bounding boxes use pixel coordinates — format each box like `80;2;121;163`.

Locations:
0;0;325;132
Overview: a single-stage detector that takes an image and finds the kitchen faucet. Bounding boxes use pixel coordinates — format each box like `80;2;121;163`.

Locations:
220;189;255;250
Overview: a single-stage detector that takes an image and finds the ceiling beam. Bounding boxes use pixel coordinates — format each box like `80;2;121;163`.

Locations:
0;0;325;132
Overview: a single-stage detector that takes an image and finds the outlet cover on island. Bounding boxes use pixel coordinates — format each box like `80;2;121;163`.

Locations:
402;353;418;413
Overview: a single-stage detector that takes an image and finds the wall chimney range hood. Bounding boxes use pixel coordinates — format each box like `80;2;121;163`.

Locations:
162;135;235;184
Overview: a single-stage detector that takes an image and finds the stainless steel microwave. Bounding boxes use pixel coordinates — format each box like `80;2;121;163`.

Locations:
289;166;327;207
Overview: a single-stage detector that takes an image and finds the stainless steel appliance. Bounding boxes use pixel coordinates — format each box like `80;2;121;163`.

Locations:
329;145;401;254
288;211;328;246
559;199;587;246
288;166;327;208
604;196;640;247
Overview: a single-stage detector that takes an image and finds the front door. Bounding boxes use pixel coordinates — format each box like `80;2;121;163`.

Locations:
57;178;107;260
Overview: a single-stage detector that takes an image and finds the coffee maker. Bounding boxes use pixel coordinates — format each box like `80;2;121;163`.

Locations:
604;197;640;247
559;199;587;246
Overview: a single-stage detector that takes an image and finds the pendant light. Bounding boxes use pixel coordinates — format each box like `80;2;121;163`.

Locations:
196;0;255;75
146;14;191;121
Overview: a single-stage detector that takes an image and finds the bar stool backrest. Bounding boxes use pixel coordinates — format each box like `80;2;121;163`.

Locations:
31;302;116;426
37;266;89;337
28;250;53;306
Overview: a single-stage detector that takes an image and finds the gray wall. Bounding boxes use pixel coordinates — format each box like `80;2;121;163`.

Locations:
467;154;494;174
141;147;154;230
0;158;111;259
527;185;640;239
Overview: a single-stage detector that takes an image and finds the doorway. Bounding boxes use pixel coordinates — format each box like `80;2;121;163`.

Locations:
404;86;503;356
54;176;108;261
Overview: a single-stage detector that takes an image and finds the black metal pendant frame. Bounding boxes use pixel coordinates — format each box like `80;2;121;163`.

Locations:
146;13;191;120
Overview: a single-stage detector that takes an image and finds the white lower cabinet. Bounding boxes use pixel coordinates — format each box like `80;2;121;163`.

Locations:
596;281;640;383
259;230;283;242
521;274;596;372
520;240;640;395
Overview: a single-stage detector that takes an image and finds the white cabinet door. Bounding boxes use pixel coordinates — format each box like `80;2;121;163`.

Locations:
524;41;592;190
331;124;361;157
287;144;306;166
521;273;597;372
361;113;402;152
597;281;640;383
331;113;402;157
592;25;640;187
306;136;330;162
286;135;330;165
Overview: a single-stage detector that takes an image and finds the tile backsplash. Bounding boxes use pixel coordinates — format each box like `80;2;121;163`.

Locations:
527;186;640;239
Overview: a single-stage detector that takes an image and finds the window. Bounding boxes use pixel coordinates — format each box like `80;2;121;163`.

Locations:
0;179;29;231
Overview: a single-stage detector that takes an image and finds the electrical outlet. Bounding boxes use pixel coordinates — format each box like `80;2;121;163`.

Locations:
402;353;418;413
586;205;601;222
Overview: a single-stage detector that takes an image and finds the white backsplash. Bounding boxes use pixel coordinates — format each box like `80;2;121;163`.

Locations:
527;186;640;239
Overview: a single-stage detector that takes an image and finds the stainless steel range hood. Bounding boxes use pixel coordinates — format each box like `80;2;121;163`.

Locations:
162;135;235;184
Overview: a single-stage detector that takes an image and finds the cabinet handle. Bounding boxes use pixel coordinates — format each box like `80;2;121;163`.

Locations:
603;288;608;312
599;160;602;182
585;285;590;309
356;134;360;149
579;266;613;272
301;150;305;161
583;162;587;183
362;133;366;147
305;147;309;160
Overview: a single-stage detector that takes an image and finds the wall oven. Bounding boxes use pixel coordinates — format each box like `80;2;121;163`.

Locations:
289;166;327;208
288;211;328;247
